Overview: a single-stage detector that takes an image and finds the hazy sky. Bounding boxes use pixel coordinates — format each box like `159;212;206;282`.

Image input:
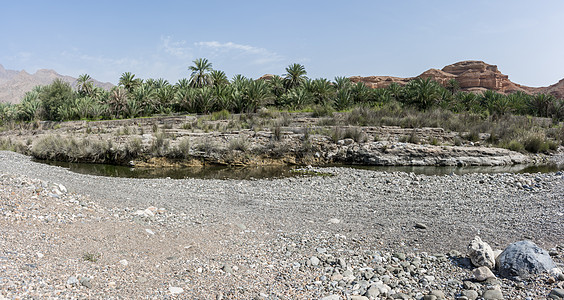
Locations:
1;0;563;87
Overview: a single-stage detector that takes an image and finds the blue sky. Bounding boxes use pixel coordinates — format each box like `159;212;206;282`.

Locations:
1;0;563;87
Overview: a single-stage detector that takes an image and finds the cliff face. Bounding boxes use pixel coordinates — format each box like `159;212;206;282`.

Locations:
349;61;563;98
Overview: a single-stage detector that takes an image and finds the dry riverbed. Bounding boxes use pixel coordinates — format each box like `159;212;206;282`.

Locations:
0;150;563;299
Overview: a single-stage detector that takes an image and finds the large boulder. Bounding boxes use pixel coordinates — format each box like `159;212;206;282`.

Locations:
496;240;557;279
467;236;496;269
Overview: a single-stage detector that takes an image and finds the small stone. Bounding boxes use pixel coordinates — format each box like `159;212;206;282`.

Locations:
66;276;79;286
461;289;479;300
310;256;320;266
430;290;446;299
423;295;437;300
548;288;564;299
36;252;44;258
393;252;406;260
328;218;341;224
169;286;184;294
350;296;368;300
415;222;427;229
221;264;233;273
80;277;92;289
331;272;343;281
473;266;496;281
482;289;503;300
145;229;155;235
365;285;380;298
119;259;128;266
320;295;341;300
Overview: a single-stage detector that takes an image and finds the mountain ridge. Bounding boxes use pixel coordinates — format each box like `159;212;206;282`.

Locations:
0;64;114;104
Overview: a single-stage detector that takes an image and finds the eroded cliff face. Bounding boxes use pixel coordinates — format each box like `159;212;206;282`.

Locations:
349;60;563;98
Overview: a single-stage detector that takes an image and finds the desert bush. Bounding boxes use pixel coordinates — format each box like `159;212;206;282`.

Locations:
506;140;524;152
150;132;170;156
211;109;230;120
125;137;143;157
311;105;334;118
272;125;282;141
31;135;113;162
177;137;191;158
228;137;249;152
399;132;420;144
522;132;551;153
464;131;480;142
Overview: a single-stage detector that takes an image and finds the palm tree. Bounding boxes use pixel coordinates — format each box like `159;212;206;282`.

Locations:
209;70;229;86
77;74;94;96
119;72;140;93
189;58;213;88
405;78;442;109
284;63;307;90
175;78;190;90
19;90;41;121
333;76;352;91
307;78;334;106
107;86;128;118
268;75;286;99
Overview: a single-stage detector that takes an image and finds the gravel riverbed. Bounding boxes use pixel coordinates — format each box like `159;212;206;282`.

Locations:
0;150;563;299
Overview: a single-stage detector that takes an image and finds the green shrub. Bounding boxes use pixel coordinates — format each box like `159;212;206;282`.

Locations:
228;137;249;152
311;105;334;118
211;109;230;120
523;133;549;153
150;132;170;156
464;131;480;142
507;140;524;152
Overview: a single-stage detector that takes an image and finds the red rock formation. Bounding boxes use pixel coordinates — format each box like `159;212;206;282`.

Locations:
349;60;562;98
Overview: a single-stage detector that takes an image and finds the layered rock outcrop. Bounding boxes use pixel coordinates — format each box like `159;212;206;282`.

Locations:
349;60;563;98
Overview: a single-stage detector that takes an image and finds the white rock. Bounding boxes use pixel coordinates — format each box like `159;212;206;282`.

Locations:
36;252;44;258
320;295;341;300
473;266;496;281
58;184;67;193
549;267;563;277
119;259;128;266
169;286;184;294
467;236;495;268
145;229;155;235
328;218;341;224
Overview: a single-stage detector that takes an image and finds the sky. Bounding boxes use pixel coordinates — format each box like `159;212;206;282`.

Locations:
1;0;563;87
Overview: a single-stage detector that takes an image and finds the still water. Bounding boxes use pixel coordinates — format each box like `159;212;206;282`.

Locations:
36;160;562;180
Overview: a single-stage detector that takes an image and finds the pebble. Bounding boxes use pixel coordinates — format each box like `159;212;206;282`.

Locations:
169;286;184;294
66;276;79;286
482;289;503;300
415;222;428;229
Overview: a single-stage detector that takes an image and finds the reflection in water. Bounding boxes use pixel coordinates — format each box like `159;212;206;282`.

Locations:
35;160;562;180
36;160;298;180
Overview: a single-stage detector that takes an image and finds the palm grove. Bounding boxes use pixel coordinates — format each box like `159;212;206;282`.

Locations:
1;58;563;153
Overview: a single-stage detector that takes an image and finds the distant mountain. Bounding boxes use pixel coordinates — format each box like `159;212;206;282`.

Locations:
348;60;564;99
0;64;114;104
